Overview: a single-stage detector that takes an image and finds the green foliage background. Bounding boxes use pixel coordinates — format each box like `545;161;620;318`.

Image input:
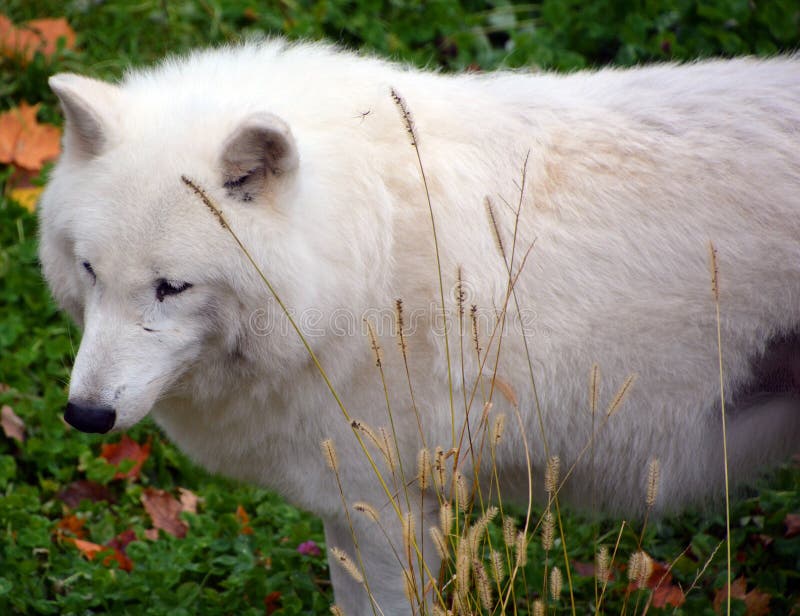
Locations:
1;1;798;614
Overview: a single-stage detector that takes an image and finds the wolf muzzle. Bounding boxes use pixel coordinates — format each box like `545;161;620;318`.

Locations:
64;402;116;433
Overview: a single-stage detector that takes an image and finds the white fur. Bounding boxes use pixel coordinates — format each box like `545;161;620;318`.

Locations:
39;40;800;614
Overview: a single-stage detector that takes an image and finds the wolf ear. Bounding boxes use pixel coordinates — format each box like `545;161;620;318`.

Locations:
220;113;299;202
49;74;118;161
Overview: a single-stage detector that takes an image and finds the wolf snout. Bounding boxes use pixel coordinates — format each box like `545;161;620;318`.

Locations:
64;401;116;433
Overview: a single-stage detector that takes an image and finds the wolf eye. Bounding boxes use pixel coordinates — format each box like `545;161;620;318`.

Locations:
82;261;96;283
155;279;192;302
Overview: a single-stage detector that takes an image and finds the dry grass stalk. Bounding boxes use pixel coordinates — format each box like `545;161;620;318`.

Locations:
532;599;545;616
321;439;339;472
330;605;345;616
366;320;383;368
390;88;419;146
468;506;498;555
454;470;469;512
628;550;653;588
455;539;472;604
606;374;637;417
589;363;600;415
502;516;516;548
353;501;380;524
402;511;416;562
491;413;506;446
470;305;481;356
430;526;449;561
485;196;506;257
514;531;527;568
434;446;448;492
330;546;364;584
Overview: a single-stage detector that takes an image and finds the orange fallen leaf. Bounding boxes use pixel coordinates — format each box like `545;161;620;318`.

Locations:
100;434;151;480
236;504;254;535
56;514;86;539
67;537;133;572
0;102;61;172
0;13;75;63
141;488;188;538
1;404;25;442
264;590;282;615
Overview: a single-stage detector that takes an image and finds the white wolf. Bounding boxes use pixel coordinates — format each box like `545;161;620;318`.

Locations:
40;40;799;614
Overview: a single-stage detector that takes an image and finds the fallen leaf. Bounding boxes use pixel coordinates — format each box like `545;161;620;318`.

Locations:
0;102;61;171
67;537;133;572
646;560;685;608
178;487;199;514
107;529;137;552
236;504;254;535
56;514;86;539
713;577;770;615
785;513;800;538
1;404;25;442
57;479;115;508
572;560;595;577
0;14;75;63
264;590;282;614
100;434;151;480
141;488;188;538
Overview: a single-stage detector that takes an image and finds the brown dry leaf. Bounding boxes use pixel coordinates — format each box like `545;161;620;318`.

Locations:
236;504;254;535
178;487;199;514
571;560;595;577
785;513;800;538
713;577;747;613
0;14;75;63
744;587;771;616
713;577;770;615
100;434;151;480
0;102;61;171
1;404;25;442
57;479;115;508
493;375;518;407
645;560;686;608
141;488;188;538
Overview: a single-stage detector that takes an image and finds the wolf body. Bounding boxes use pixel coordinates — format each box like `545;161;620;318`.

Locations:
39;41;800;613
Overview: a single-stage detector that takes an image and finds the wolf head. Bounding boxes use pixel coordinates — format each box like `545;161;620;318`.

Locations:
39;72;309;433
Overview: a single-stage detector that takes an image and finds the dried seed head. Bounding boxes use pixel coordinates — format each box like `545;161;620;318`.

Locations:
395;299;408;356
470;305;481;356
456;268;465;320
454;471;469;511
390;88;419;146
469;506;498;555
491;413;506;445
330;547;364;584
545;455;561;496
549;566;563;600
490;549;505;583
351;419;381;451
321;439;338;472
402;569;416;602
353;502;380;524
366;320;383;368
606;374;637;417
434;446;448;491
455;538;472;600
709;241;720;302
485;197;506;257
502;516;517;547
596;545;610;585
439;501;454;536
417;448;432;490
430;526;449;560
432;606;452;616
627;550;653;588
589;364;600;415
541;509;554;551
514;531;527;568
646;458;660;508
474;559;493;610
330;606;345;616
532;599;545;616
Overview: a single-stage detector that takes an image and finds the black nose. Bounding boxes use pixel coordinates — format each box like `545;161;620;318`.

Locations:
64;402;116;434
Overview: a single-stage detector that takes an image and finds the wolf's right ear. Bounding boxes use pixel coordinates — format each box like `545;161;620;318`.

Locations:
219;113;299;203
49;74;119;161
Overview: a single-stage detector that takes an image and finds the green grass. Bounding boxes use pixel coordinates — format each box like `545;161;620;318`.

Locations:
1;1;799;614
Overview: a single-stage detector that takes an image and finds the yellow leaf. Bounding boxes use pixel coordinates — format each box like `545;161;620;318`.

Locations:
10;186;42;212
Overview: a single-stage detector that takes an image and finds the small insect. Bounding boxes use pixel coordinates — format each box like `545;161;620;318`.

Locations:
354;109;371;122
